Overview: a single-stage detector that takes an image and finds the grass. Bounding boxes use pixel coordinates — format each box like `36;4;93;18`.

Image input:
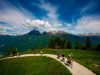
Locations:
22;49;100;75
0;56;71;75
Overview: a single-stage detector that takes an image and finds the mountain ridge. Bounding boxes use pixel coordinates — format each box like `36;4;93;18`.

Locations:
0;29;100;54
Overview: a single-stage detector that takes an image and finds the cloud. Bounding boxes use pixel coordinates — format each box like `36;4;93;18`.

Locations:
0;0;62;35
0;0;100;35
75;16;100;34
32;0;67;32
27;19;51;28
80;0;98;16
25;19;66;32
35;0;61;27
25;19;53;32
0;0;35;35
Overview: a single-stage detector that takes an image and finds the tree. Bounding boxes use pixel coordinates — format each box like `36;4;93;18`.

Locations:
82;45;86;50
96;43;100;51
75;41;82;49
85;37;91;50
48;38;55;48
48;37;67;49
67;40;72;49
60;38;67;48
9;48;18;56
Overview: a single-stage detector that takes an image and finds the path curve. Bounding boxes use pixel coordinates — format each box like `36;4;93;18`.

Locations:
0;54;96;75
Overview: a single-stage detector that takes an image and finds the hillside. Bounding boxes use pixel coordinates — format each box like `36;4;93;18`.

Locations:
0;30;100;54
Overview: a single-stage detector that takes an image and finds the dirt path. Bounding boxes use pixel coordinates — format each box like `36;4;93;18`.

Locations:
0;54;96;75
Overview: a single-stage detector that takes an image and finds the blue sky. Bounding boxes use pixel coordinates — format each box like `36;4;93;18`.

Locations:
0;0;100;35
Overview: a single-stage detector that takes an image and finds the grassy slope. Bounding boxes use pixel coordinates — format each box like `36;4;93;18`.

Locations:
0;56;71;75
23;49;100;75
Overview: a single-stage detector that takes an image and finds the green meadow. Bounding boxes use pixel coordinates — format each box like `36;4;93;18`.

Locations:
0;56;71;75
0;49;100;75
23;49;100;75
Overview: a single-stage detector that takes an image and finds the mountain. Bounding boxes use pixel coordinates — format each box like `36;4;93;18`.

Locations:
0;30;100;54
78;33;100;36
27;29;41;35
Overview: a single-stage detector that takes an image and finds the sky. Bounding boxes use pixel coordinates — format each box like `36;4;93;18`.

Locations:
0;0;100;35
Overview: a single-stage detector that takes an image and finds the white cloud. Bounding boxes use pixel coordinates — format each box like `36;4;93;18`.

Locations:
0;1;35;35
36;0;61;27
25;19;53;32
80;1;97;15
25;19;65;32
0;0;62;35
75;16;100;34
30;19;51;28
0;0;100;35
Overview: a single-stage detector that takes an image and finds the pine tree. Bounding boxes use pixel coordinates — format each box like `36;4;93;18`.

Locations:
67;40;72;49
96;43;100;51
85;37;91;50
48;37;67;49
75;41;82;49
